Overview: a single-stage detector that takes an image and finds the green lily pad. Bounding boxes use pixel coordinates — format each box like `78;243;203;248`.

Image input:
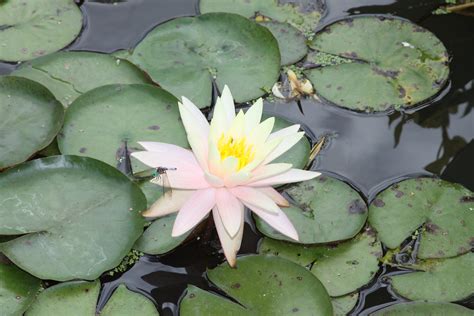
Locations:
199;0;323;34
12;52;151;107
0;156;146;281
260;21;308;66
305;16;449;112
259;232;382;296
0;0;83;62
0;263;41;316
371;302;474;315
134;213;189;255
255;175;368;243
0;76;64;169
389;252;474;302
130;13;280;108
180;255;333;315
270;116;311;170
368;177;473;259
57;84;188;168
25;282;159;316
332;293;359;316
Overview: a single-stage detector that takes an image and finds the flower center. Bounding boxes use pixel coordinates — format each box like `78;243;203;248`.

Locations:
217;133;255;170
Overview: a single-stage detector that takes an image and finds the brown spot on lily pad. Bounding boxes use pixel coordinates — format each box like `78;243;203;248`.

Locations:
425;222;440;234
460;196;474;203
148;125;160;131
79;147;87;153
231;283;241;289
373;199;385;207
394;190;404;198
348;199;367;214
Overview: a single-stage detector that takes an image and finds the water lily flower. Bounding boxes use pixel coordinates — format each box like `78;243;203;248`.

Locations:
132;86;320;266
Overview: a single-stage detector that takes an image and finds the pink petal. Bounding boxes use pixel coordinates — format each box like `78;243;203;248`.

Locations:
142;189;194;217
179;97;210;171
248;169;321;187
244;202;299;241
172;188;216;236
248;163;292;183
132;149;198;170
230;186;279;214
257;187;289;207
215;188;244;238
212;206;244;268
205;172;224;187
132;151;210;190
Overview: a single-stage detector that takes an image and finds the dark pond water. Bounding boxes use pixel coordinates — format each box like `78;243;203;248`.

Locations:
1;0;473;315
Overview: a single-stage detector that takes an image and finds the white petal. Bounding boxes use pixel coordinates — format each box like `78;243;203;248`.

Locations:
215;188;244;238
248;169;321;187
244;98;263;134
248;163;292;183
245;203;299;241
212;206;244;268
256;187;289;207
263;131;304;165
142;189;194;217
230;186;279;214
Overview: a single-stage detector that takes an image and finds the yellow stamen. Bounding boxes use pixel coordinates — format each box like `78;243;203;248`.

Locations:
217;133;255;170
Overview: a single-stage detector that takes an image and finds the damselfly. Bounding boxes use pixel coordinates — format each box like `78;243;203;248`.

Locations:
134;166;177;198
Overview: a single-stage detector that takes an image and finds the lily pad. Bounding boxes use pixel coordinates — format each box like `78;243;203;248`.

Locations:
0;156;146;281
256;175;368;243
0;0;83;62
0;76;64;170
180;255;333;315
134;213;190;255
259;232;382;296
305;16;449;112
130;13;280;108
57;84;188;168
389;252;474;302
25;282;159;316
368;177;473;259
372;302;474;315
0;263;41;316
270;116;311;169
332;293;359;316
260;21;308;66
12;52;151;107
199;0;323;34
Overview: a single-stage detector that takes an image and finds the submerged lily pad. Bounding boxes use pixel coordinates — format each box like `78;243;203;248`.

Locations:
0;263;41;316
270;116;311;169
256;175;368;243
134;214;189;255
25;282;159;316
0;0;83;62
259;232;382;296
57;84;188;168
199;0;323;34
180;255;333;315
389;252;474;302
0;76;64;170
0;156;146;281
260;21;308;66
305;16;449;112
332;293;359;316
130;13;280;108
372;302;474;315
369;177;473;259
12;52;151;107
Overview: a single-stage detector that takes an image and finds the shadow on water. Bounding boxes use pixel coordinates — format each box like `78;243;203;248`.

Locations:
0;0;472;315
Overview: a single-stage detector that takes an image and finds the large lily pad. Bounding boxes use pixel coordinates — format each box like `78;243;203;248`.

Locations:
0;0;83;62
259;232;382;296
368;177;473;259
332;293;358;316
0;76;64;169
57;84;188;168
130;13;280;108
12;52;151;107
199;0;323;34
134;213;189;255
260;21;308;66
372;302;474;315
256;175;368;243
270;116;311;170
0;263;41;316
389;252;474;302
25;281;159;316
305;16;450;112
180;255;333;315
0;156;146;281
